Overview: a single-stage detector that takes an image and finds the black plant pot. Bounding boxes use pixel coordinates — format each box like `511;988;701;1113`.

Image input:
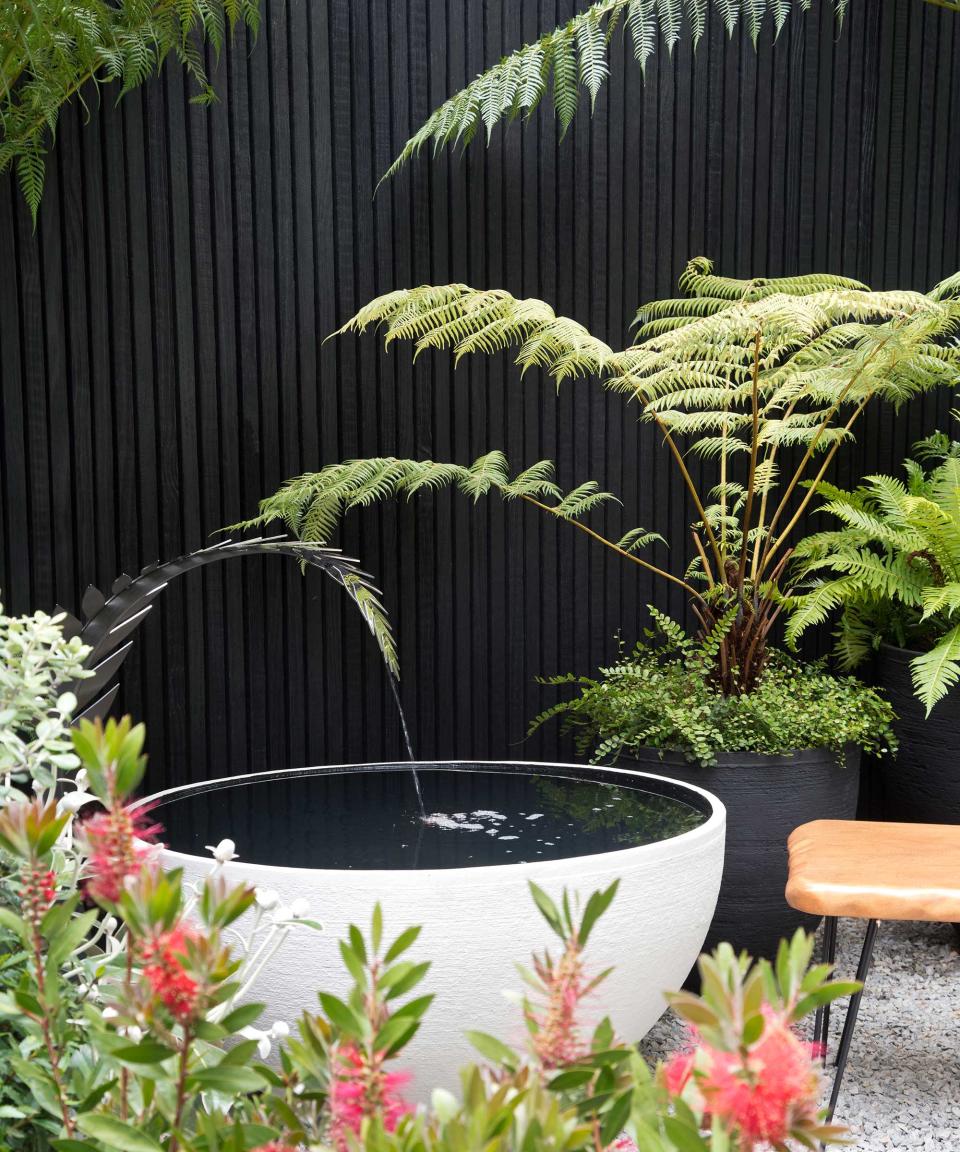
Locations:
876;643;960;824
614;747;860;963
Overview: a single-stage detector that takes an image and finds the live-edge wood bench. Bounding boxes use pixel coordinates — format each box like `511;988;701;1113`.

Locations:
786;818;960;1122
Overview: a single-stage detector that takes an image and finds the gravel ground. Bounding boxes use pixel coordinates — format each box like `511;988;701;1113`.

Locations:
639;920;960;1149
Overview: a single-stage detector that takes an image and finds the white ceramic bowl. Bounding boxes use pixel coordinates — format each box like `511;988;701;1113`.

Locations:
146;761;725;1097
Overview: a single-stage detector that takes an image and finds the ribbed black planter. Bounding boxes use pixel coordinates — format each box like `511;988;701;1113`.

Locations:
614;747;860;962
876;644;960;823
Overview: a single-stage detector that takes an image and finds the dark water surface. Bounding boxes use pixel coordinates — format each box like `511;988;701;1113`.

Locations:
153;768;707;870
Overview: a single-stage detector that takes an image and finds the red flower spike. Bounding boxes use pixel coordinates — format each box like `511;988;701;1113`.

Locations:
328;1042;412;1151
78;801;161;906
527;938;589;1069
696;1008;822;1150
141;925;201;1024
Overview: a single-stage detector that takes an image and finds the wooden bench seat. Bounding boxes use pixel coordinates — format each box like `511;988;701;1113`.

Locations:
785;818;960;1131
787;818;960;922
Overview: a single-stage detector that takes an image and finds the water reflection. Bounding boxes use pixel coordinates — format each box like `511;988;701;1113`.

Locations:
152;767;707;871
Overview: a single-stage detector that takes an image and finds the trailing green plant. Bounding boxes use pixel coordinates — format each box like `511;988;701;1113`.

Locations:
243;258;960;696
0;0;261;223
786;427;960;714
382;0;960;184
528;607;896;765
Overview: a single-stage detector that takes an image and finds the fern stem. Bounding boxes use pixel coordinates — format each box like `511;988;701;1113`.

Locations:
691;529;716;590
738;331;763;590
652;416;724;574
758;393;875;582
759;329;897;572
519;494;704;601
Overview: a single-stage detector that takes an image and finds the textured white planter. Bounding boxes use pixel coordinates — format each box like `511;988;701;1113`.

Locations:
148;762;725;1098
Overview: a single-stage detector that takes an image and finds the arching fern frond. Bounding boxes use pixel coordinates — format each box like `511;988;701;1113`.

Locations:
232;454;625;543
383;1;958;184
382;0;839;183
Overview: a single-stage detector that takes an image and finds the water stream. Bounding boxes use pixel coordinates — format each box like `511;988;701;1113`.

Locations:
387;674;424;817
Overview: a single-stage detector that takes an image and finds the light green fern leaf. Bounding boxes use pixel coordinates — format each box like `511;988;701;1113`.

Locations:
381;2;859;182
912;625;960;715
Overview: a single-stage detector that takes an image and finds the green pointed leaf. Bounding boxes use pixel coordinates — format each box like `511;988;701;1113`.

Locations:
186;1066;269;1093
465;1030;519;1068
76;1115;164;1152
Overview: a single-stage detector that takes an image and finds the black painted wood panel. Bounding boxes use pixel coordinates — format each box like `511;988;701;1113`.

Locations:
1;0;958;788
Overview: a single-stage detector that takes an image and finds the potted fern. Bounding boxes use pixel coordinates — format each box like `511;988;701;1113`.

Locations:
238;261;960;960
787;426;960;824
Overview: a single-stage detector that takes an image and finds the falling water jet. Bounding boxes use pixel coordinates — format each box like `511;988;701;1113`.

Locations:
387;673;425;818
57;537;429;815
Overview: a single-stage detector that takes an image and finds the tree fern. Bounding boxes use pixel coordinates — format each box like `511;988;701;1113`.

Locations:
788;433;960;713
0;0;261;223
381;0;957;183
249;258;960;694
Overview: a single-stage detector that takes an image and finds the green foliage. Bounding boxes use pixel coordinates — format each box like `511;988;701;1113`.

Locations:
0;0;261;223
1;695;856;1152
530;608;897;766
0;600;90;798
235;451;649;547
251;258;960;694
788;433;960;714
382;0;958;182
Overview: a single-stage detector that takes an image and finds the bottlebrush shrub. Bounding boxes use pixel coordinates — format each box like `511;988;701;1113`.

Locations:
1;732;856;1152
531;607;897;766
0;712;316;1152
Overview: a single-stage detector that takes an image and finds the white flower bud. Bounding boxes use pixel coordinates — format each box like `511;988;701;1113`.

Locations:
431;1089;459;1122
255;887;281;910
205;839;238;864
289;898;309;919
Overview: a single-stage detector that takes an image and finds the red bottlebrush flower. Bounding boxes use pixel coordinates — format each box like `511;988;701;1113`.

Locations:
141;925;200;1024
327;1043;411;1151
19;864;58;927
527;939;588;1068
698;1009;821;1150
78;802;161;905
664;1049;696;1096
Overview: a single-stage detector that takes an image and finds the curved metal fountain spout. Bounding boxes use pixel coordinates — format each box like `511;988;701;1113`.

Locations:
57;537;417;769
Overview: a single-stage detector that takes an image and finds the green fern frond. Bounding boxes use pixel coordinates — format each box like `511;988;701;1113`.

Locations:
912;625;960;715
554;480;619;519
788;438;960;709
233;454;618;545
0;1;260;219
615;526;667;552
382;1;859;182
921;584;960;621
784;577;861;648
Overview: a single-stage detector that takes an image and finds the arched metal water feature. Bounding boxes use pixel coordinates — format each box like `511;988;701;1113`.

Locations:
56;537;411;761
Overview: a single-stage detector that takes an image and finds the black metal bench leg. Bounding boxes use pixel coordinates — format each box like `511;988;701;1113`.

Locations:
814;915;838;1065
827;918;881;1123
